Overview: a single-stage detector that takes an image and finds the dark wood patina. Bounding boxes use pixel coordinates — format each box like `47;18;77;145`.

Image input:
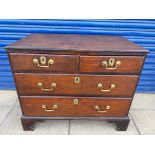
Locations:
6;34;148;131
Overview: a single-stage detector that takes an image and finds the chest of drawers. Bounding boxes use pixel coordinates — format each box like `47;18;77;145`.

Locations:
6;34;147;131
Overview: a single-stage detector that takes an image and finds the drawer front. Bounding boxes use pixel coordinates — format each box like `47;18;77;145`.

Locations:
15;74;138;97
20;97;131;117
80;56;144;74
9;53;76;73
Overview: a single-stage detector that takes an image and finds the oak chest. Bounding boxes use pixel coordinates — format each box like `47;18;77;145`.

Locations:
6;34;147;131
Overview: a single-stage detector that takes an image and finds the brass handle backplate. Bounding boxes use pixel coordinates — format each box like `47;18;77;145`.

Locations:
33;56;54;68
95;105;110;113
42;104;58;112
102;58;121;70
98;83;116;92
38;82;56;91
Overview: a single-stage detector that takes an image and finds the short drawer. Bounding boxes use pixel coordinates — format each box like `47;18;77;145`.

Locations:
15;74;138;97
80;56;144;74
20;97;132;117
9;53;76;73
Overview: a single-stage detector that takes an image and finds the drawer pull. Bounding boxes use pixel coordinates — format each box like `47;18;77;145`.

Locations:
33;56;54;68
102;58;121;70
95;105;110;113
42;104;58;112
38;82;56;91
98;83;116;92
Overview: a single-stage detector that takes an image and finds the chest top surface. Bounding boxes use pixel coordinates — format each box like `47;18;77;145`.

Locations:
6;34;148;55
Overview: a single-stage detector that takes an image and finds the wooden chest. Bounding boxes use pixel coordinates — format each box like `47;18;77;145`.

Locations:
6;34;147;131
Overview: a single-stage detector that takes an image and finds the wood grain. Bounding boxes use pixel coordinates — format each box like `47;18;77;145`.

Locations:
10;53;76;73
6;34;148;55
80;56;145;74
6;34;148;131
15;73;138;97
20;96;132;117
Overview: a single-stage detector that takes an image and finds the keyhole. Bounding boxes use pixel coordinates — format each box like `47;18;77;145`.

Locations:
74;77;80;83
108;58;115;67
40;56;47;65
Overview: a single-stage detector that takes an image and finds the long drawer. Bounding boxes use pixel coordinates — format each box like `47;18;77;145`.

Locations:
20;96;132;117
9;53;76;73
15;74;138;97
80;56;144;74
